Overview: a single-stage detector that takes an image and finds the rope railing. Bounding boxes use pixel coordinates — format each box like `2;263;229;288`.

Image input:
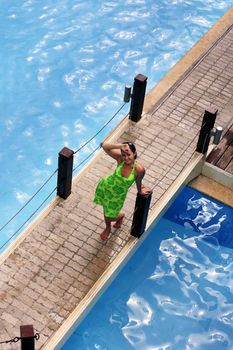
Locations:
126;130;198;237
0;75;145;248
71;102;127;173
148;112;216;199
0;168;58;234
139;115;211;218
0;99;129;251
71;102;128;174
73;145;100;173
58;101;129;199
129;106;224;237
150;107;223;208
115;126;199;238
150;142;197;211
1;73;220;249
73;102;127;155
0;186;57;252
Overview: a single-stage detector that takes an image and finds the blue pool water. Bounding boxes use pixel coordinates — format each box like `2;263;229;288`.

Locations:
61;186;233;350
0;1;232;250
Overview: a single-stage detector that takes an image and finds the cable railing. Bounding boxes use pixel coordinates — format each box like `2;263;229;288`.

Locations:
129;107;222;238
149;132;198;210
72;102;127;173
0;72;223;251
123;125;199;238
150;107;222;208
0;99;129;252
73;102;127;155
0;168;58;234
73;145;100;173
0;187;57;252
128;114;215;225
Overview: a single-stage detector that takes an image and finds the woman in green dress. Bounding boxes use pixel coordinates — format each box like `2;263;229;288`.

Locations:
94;141;152;240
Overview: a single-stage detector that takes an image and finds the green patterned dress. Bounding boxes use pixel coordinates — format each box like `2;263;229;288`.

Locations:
94;160;137;218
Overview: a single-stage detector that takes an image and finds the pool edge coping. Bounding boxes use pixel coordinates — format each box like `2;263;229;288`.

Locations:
202;162;233;189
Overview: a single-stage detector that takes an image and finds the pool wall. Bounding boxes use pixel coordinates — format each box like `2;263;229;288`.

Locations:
202;161;233;189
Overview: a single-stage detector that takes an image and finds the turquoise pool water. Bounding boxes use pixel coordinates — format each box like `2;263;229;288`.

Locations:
0;1;232;250
61;186;233;350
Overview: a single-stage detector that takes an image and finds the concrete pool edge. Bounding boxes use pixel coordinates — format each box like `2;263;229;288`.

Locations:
189;173;233;208
189;144;233;207
202;162;233;190
42;151;205;350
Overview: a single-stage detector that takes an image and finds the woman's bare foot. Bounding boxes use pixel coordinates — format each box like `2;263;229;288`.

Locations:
100;227;111;241
113;212;125;228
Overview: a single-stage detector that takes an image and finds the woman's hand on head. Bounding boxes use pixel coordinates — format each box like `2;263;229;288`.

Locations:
121;143;130;154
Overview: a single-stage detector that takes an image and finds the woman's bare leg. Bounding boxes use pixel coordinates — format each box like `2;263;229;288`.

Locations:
113;212;125;228
100;216;111;241
100;212;125;240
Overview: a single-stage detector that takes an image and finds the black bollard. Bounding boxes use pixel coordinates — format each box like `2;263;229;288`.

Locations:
196;108;218;154
129;74;147;122
131;192;152;238
57;147;74;199
20;325;35;350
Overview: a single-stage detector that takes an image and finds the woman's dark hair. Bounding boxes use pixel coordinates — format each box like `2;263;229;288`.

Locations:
123;142;137;158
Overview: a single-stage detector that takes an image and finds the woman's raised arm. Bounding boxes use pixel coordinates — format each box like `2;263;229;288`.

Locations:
101;142;129;162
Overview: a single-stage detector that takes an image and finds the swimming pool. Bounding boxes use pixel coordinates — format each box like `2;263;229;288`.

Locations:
60;186;233;350
0;1;232;250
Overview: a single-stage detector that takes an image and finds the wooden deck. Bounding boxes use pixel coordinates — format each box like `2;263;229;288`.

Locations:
206;123;233;175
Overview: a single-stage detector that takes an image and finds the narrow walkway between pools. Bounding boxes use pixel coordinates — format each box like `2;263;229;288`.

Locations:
1;8;233;350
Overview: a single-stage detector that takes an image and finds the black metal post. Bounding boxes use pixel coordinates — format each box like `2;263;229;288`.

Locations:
131;192;152;238
129;74;147;122
57;147;74;199
20;325;35;350
196;108;218;154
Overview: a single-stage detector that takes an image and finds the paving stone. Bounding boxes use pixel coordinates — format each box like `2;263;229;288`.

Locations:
1;312;18;327
63;241;79;253
43;263;60;278
54;271;75;286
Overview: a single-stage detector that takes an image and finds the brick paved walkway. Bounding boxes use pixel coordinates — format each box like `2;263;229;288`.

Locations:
1;13;233;350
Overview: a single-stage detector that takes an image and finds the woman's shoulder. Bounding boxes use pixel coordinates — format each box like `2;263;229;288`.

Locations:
135;161;145;176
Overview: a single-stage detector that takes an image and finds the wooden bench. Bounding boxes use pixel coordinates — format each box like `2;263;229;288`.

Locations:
206;124;233;175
